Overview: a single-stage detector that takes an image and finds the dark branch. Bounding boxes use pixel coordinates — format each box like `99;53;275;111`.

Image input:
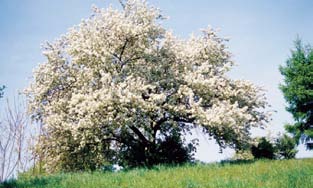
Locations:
129;125;150;145
119;38;128;62
118;0;126;9
152;115;168;140
173;116;195;124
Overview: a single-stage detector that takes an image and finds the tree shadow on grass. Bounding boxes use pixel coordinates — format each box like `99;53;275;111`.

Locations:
220;159;256;166
0;175;63;188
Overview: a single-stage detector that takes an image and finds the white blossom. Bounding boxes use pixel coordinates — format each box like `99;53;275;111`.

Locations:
25;0;269;172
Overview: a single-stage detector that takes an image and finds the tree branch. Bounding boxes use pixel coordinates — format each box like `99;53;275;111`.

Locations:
129;126;150;145
118;0;126;9
119;38;128;62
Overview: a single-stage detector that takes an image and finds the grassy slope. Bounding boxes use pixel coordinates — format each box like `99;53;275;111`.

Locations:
1;158;313;188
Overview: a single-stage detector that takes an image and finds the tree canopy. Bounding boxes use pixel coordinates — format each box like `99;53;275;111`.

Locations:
26;0;269;172
279;39;313;148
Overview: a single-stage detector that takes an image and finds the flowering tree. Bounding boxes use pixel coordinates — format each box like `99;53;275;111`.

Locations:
26;0;268;171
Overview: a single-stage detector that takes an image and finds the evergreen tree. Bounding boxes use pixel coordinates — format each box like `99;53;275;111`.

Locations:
279;39;313;149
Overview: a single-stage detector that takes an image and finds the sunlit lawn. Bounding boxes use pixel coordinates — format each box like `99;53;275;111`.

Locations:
1;158;313;188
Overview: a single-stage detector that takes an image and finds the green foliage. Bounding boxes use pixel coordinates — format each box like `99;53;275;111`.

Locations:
251;135;297;160
251;137;275;159
2;159;313;188
274;134;297;159
279;39;313;147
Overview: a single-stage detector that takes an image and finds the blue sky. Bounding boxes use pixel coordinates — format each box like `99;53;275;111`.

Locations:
0;0;312;161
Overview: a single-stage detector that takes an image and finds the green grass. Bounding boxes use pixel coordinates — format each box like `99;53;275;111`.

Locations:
1;158;313;188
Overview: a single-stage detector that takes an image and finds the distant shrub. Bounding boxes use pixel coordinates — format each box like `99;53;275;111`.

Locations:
251;137;275;159
251;135;298;160
275;134;297;159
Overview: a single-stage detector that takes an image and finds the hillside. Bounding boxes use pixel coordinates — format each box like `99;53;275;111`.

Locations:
1;158;313;188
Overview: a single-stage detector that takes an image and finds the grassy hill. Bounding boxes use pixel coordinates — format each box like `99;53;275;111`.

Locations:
1;158;313;188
